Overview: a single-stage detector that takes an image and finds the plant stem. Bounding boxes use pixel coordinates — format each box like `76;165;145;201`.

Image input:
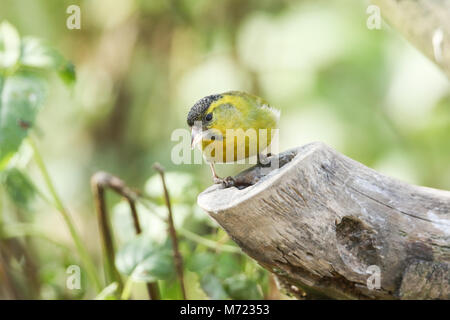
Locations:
121;276;135;300
178;228;242;254
28;137;102;292
91;173;124;292
127;199;142;234
90;171;159;299
153;163;187;300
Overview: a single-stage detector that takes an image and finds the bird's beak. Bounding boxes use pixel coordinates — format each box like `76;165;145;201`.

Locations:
191;126;203;149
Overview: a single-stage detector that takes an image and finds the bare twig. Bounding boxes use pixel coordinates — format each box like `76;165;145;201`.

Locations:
153;163;187;300
91;172;160;300
91;173;123;292
127;199;141;234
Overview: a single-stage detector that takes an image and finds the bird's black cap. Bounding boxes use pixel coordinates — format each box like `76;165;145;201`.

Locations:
187;94;221;126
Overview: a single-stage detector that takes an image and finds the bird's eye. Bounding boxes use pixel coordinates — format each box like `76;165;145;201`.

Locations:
211;135;216;141
205;113;213;121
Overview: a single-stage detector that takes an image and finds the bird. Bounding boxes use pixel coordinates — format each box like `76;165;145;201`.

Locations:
187;91;280;186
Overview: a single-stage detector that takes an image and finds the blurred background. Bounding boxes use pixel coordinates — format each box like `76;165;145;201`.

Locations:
0;0;449;300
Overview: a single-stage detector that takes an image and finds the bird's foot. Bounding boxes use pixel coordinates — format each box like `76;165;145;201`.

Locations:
222;176;236;188
213;176;236;188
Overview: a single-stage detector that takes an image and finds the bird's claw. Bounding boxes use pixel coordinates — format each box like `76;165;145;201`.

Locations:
213;176;236;188
222;176;236;188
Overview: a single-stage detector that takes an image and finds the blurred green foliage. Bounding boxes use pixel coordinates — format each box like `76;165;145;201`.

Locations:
115;236;175;283
2;168;37;209
0;0;449;300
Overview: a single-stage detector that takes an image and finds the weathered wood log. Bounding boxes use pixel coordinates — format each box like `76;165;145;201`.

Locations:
198;143;450;299
372;0;450;78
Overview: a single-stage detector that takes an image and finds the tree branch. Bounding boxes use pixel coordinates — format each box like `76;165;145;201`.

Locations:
198;142;450;299
372;0;450;78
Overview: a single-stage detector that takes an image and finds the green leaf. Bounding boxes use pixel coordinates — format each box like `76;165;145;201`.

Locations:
184;271;209;300
223;274;263;300
145;172;199;203
20;38;61;69
0;73;46;169
187;252;216;275
115;236;175;282
0;21;21;70
1;168;37;209
216;253;241;279
58;61;76;85
20;37;76;85
200;273;229;300
112;201;168;244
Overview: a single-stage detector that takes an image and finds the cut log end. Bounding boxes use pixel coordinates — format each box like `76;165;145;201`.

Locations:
198;142;450;299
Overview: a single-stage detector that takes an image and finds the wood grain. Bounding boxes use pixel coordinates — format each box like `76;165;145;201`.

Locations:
198;143;450;299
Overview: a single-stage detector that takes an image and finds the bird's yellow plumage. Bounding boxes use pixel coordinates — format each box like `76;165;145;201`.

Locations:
187;91;279;185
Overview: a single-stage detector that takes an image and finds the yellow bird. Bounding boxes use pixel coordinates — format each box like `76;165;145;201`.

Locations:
187;91;280;186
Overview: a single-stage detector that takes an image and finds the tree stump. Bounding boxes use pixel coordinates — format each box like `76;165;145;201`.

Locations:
198;142;450;299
